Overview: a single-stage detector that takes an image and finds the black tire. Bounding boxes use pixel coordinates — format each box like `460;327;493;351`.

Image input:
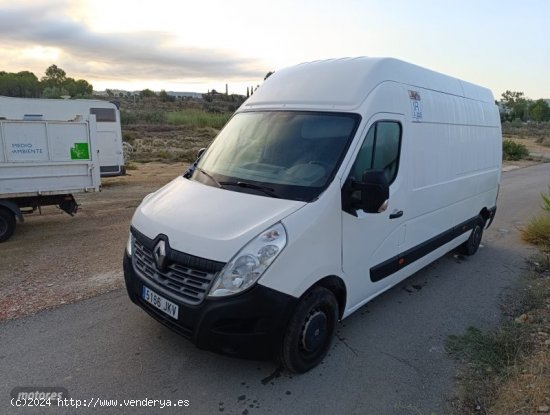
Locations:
279;286;339;373
459;216;485;256
0;207;16;243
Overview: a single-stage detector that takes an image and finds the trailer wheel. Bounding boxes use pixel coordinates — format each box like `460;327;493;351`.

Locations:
0;207;16;243
459;216;485;256
279;286;338;373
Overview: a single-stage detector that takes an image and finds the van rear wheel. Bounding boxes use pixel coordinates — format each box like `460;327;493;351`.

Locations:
279;286;338;373
459;216;485;256
0;207;16;243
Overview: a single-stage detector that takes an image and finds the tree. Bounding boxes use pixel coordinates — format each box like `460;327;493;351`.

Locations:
264;71;274;80
75;79;92;96
38;65;93;98
15;71;42;97
528;99;550;122
500;90;528;121
160;90;175;102
42;64;66;88
0;71;42;97
42;86;68;99
139;88;156;98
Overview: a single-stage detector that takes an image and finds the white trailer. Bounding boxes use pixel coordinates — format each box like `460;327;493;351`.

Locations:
0;116;101;242
0;95;125;177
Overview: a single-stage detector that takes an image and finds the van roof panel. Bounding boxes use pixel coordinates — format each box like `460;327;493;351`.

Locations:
243;57;494;111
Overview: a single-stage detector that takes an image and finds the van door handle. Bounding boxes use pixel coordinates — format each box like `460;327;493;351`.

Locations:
389;210;403;219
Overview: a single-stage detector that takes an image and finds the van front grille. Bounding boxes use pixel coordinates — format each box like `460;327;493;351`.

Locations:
132;234;224;306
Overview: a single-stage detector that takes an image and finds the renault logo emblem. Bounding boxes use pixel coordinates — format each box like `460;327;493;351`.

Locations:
153;240;167;270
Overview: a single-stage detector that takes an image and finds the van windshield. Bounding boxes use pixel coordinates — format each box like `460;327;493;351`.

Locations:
189;111;360;202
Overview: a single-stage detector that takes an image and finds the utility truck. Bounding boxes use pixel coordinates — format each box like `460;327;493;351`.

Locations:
0;96;125;176
123;57;502;372
0;116;100;242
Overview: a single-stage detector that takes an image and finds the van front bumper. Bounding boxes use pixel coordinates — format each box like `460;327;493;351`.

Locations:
123;253;297;359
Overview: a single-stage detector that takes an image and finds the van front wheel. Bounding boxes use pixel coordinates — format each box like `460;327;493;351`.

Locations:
279;286;338;373
459;217;485;256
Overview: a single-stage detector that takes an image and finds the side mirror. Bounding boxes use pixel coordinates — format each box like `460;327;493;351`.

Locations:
359;170;389;213
197;147;206;159
184;148;207;178
343;169;389;214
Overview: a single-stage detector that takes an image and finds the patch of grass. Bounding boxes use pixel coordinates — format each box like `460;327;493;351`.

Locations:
503;139;529;161
447;325;529;373
522;215;550;251
446;323;532;413
166;109;231;129
120;109;167;125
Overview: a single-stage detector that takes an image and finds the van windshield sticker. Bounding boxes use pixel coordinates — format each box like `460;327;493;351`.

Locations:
408;90;422;122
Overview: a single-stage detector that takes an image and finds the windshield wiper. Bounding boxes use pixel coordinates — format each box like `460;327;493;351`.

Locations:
220;181;280;198
195;167;223;188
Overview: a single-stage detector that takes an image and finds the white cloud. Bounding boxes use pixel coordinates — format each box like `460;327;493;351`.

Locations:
0;2;266;86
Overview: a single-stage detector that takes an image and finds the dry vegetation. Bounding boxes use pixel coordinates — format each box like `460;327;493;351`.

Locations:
448;189;550;414
123;124;218;163
502;121;550;161
118;93;244;163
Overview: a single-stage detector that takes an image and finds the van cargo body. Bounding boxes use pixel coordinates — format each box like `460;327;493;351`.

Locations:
124;57;501;372
0;117;100;241
0;95;125;177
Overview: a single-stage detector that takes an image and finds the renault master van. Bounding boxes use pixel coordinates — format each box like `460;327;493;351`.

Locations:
123;57;501;373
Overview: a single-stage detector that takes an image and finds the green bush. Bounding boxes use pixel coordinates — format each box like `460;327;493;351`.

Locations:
120;110;138;125
502;139;529;161
523;214;550;251
142;111;167;124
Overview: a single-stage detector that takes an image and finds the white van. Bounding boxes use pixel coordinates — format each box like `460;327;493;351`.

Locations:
0;96;125;176
123;57;501;373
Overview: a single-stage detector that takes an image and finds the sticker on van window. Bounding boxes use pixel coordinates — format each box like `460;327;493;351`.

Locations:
408;90;422;122
70;143;90;160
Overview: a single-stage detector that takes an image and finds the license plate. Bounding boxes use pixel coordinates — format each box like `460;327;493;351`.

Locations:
142;286;179;319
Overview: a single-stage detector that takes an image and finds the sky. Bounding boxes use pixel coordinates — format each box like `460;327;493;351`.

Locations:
1;0;549;98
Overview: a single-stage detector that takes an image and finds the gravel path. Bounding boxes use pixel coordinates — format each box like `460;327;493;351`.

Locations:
0;163;185;322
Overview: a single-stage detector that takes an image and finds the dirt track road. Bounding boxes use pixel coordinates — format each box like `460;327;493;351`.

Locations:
0;163;185;321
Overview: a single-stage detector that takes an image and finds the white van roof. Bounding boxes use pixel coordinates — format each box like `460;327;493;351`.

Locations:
243;57;494;111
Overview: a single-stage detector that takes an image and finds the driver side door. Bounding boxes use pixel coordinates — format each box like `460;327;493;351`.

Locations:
341;115;408;312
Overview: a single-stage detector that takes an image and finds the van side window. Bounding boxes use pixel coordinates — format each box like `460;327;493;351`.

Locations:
350;121;401;184
90;108;116;122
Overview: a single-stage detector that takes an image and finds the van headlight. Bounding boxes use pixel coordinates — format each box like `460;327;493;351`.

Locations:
209;223;287;297
126;232;134;256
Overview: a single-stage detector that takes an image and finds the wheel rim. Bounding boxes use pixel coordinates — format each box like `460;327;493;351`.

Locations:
300;309;328;352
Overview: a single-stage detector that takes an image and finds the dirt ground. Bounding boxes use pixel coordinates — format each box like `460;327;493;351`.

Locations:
0;162;186;322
